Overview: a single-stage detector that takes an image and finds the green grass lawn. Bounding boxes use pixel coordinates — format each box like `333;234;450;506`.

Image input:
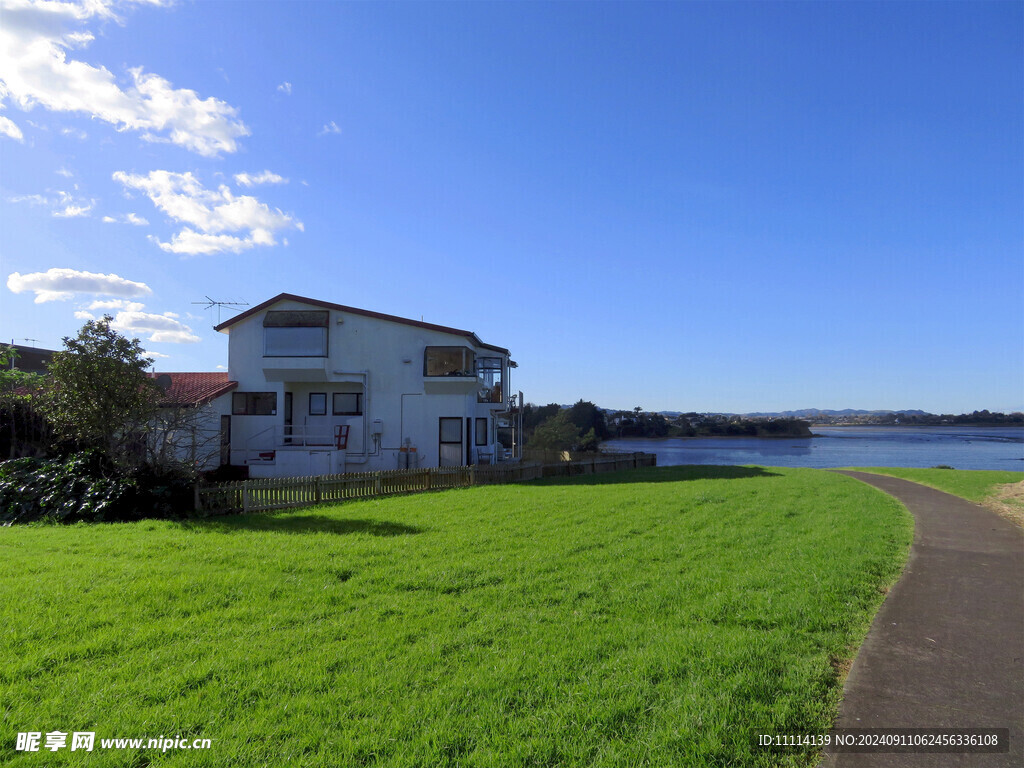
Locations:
0;466;911;767
844;467;1023;503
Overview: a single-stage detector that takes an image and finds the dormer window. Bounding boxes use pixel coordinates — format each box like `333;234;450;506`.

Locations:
424;346;475;376
264;310;328;357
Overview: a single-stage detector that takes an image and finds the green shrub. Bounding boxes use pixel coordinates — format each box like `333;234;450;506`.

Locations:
0;451;191;524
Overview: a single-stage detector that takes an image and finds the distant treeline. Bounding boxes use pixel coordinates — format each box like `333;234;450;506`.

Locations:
811;410;1023;427
521;402;812;450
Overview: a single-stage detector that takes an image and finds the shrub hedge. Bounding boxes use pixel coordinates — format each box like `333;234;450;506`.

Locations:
0;451;192;524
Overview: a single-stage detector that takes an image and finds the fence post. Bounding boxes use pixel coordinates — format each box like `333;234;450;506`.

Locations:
315;476;322;504
193;483;201;512
242;480;250;514
470;465;476;486
374;471;382;495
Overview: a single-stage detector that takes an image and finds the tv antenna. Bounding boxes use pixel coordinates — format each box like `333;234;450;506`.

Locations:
192;296;249;325
11;338;40;347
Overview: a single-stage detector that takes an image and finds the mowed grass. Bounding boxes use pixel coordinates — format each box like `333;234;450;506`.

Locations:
844;467;1023;504
845;467;1024;527
1;466;911;767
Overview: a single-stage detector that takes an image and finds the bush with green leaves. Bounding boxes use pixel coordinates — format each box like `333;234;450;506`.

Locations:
0;451;192;525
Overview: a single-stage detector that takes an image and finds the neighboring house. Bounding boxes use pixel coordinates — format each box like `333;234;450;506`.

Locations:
147;372;238;471
212;293;521;478
7;344;56;374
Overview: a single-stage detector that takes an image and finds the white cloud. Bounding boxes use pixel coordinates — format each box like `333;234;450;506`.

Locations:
115;169;301;255
52;201;91;217
318;120;341;136
9;187;93;217
60;126;86;139
8;193;48;206
7;267;152;303
144;349;170;359
56;166;73;177
0;0;250;157
0;114;23;140
234;170;287;187
101;211;149;225
276;81;291;95
112;309;199;343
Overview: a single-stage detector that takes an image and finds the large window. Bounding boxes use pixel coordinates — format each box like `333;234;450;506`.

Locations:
264;310;329;357
333;393;363;415
475;418;488;446
232;392;277;415
476;357;503;403
424;346;475;377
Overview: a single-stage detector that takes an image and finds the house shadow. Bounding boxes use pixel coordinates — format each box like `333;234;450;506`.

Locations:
180;515;423;536
531;464;781;486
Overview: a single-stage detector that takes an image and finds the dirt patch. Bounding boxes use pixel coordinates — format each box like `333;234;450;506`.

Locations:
830;651;855;686
983;481;1024;529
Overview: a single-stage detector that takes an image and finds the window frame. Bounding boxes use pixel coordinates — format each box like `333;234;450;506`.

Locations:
262;310;330;358
424;346;476;377
475;417;488;446
332;392;363;416
232;392;278;415
308;392;327;416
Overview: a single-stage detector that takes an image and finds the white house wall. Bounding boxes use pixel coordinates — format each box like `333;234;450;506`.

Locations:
224;298;509;474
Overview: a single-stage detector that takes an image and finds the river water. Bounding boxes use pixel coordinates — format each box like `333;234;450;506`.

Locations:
601;426;1024;471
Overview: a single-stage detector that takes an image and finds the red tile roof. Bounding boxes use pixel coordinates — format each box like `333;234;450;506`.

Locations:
148;372;237;407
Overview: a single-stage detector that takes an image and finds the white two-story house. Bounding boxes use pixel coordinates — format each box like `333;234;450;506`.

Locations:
213;293;520;477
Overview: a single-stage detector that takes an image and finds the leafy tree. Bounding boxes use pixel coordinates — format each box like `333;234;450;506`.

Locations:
0;345;47;459
39;317;160;470
522;402;561;439
566;399;610;440
526;410;584;451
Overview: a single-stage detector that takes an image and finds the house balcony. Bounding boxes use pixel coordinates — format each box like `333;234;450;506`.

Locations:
262;357;329;382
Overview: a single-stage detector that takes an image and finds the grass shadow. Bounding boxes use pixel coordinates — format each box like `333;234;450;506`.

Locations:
532;464;782;486
180;515;424;536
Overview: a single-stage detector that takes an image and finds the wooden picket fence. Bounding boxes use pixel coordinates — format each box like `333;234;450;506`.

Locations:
194;452;656;515
540;452;656;478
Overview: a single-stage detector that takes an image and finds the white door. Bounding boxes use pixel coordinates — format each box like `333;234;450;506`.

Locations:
438;417;462;467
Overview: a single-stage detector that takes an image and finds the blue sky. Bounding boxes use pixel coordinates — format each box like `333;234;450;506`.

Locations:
1;0;1021;413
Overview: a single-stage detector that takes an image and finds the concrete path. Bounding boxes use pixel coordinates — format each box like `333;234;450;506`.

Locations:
820;472;1023;767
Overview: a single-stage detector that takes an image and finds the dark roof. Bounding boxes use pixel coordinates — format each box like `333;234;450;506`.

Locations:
213;293;510;355
8;344;57;374
148;372;238;407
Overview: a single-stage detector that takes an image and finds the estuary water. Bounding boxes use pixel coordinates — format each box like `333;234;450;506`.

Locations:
601;426;1024;471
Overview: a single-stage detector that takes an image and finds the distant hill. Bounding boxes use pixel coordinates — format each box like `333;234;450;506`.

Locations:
741;409;929;419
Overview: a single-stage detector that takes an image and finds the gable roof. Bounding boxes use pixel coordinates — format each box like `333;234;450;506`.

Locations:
148;372;238;407
213;293;510;355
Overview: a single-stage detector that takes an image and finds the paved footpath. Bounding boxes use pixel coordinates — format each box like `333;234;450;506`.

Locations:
820;472;1023;767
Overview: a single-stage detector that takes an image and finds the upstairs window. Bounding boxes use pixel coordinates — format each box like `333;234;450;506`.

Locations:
424;346;475;377
264;310;329;357
476;356;503;403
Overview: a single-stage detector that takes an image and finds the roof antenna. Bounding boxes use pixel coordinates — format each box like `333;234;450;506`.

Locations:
192;296;250;326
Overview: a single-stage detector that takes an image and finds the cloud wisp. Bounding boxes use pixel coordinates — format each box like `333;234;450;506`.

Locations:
74;306;201;344
114;169;302;255
234;170;287;187
7;267;152;303
0;0;250;156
